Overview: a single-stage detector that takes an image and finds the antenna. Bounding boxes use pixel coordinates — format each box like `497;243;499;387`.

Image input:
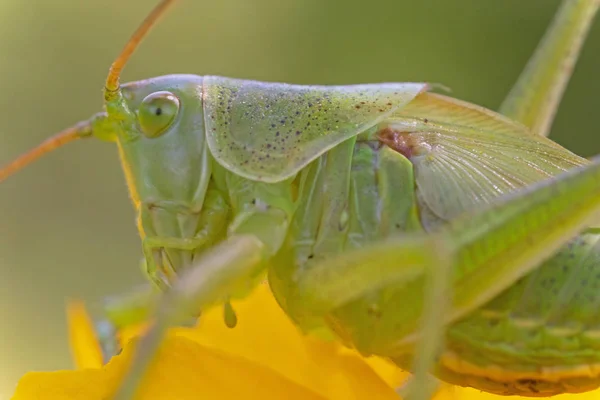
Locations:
0;0;178;182
0;121;91;183
105;0;177;99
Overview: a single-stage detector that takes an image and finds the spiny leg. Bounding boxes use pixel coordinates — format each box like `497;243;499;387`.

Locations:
143;236;208;289
141;188;231;290
443;154;600;322
88;283;160;363
110;178;290;398
293;233;452;400
403;239;452;400
498;0;599;137
108;235;212;352
391;237;452;400
93;193;233;359
294;155;600;400
112;234;267;400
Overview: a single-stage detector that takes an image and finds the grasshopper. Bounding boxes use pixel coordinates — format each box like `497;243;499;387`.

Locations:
2;0;600;398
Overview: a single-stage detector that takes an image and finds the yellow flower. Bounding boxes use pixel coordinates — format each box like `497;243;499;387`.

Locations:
11;284;600;400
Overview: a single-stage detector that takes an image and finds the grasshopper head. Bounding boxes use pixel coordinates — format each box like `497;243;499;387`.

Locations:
0;0;210;219
98;0;209;207
0;1;213;277
107;75;208;209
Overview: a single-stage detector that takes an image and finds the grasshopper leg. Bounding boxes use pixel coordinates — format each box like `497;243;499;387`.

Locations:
293;154;600;399
141;188;232;289
92;237;218;362
395;375;440;400
499;0;599;136
292;234;452;400
88;284;159;363
112;234;267;400
92;287;198;364
142;236;208;289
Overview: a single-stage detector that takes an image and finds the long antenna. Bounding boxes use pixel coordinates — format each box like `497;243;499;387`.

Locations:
105;0;177;97
1;0;178;183
0;121;91;183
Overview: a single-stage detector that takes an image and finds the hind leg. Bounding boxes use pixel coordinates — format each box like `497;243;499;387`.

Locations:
291;156;600;399
499;0;599;136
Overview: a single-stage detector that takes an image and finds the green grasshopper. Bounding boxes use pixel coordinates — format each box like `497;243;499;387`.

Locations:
2;0;600;399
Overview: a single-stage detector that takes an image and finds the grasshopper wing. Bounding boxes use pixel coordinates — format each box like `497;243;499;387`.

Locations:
203;76;427;182
388;93;588;228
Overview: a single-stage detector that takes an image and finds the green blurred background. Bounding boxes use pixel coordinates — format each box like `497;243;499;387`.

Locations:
0;0;599;397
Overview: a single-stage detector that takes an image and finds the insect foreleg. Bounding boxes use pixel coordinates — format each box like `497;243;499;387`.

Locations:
499;0;599;136
111;174;295;399
112;234;267;400
83;189;233;363
140;188;231;289
142;237;209;288
91;284;159;363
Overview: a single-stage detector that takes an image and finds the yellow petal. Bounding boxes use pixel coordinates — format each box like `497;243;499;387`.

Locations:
14;334;328;400
66;300;103;369
63;283;402;399
175;282;403;400
362;355;411;389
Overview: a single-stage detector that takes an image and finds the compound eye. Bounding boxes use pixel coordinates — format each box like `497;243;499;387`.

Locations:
138;91;180;138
